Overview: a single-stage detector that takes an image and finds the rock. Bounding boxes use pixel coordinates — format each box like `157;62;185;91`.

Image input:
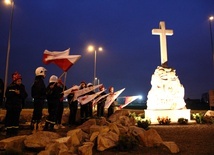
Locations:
108;110;130;123
128;125;145;136
97;131;119;151
116;115;135;126
161;141;180;153
90;131;99;142
76;119;96;133
204;110;214;117
96;117;109;126
24;131;61;149
67;129;86;147
139;128;163;147
38;142;69;155
78;141;94;155
0;135;27;152
109;123;120;135
116;123;129;135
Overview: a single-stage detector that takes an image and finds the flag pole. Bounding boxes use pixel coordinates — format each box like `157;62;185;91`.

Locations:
59;72;65;79
63;72;67;92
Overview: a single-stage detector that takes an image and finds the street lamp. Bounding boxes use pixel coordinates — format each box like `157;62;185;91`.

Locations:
3;0;15;100
87;45;103;86
209;16;214;68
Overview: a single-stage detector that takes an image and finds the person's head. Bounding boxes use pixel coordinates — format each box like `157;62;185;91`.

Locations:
35;66;47;78
49;75;58;83
109;86;114;93
79;81;86;89
99;85;105;91
12;71;22;85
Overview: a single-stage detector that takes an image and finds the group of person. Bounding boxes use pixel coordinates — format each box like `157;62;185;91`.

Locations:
2;66;118;137
67;81;116;126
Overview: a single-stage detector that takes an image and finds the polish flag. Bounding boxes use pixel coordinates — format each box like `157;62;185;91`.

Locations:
93;92;109;106
104;88;125;109
119;96;139;109
43;49;70;64
43;48;81;72
63;85;79;98
63;84;102;100
78;90;105;105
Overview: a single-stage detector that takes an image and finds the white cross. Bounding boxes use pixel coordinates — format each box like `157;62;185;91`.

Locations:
152;21;173;66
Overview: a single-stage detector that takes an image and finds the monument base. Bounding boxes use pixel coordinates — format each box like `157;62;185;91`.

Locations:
144;109;191;124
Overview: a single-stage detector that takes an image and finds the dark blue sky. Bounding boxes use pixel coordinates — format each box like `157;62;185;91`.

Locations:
0;0;214;100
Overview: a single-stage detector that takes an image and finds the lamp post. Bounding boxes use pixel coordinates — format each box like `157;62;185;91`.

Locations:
3;0;15;100
209;16;214;68
87;45;103;86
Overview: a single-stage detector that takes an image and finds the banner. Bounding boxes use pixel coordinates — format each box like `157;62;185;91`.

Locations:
78;90;105;105
43;48;81;71
120;95;139;109
104;88;125;109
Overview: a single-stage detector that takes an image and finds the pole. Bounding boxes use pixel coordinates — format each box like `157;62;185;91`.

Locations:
209;19;214;69
94;50;97;86
3;0;14;100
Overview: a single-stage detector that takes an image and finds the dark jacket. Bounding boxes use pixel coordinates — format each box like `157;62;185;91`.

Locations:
5;82;28;110
46;82;63;103
31;76;46;100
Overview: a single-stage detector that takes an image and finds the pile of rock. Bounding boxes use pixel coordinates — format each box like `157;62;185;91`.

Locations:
0;110;179;155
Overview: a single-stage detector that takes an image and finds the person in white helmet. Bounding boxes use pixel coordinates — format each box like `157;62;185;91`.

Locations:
43;75;63;131
31;67;47;132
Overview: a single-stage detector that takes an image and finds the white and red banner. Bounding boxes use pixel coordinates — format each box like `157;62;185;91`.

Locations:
43;48;81;72
93;92;109;106
120;96;139;109
104;88;125;109
63;84;102;100
78;90;105;105
63;85;79;98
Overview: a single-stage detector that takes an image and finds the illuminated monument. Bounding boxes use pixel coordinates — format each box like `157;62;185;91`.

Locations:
145;21;190;124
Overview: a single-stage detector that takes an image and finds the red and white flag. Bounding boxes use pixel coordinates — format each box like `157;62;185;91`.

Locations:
120;96;139;109
78;90;105;105
93;92;109;106
43;48;81;72
104;88;125;109
63;84;102;100
63;85;79;98
43;49;70;64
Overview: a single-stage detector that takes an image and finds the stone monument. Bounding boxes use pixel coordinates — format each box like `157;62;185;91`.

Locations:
145;21;190;124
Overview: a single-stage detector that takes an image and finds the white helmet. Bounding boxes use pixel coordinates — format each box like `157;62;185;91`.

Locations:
87;83;93;87
49;75;58;83
35;67;47;76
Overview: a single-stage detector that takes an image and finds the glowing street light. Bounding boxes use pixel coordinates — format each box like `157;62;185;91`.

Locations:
87;45;103;85
209;16;214;68
3;0;15;100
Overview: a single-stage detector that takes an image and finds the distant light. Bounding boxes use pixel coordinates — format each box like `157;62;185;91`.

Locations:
4;0;12;5
88;45;94;52
138;95;143;100
98;47;103;51
209;16;214;21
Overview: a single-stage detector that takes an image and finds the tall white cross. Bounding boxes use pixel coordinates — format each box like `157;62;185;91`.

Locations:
152;21;173;66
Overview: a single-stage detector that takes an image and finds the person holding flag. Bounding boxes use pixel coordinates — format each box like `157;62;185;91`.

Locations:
54;79;66;129
79;81;88;124
97;85;107;118
107;86;116;117
86;83;95;118
67;85;79;126
43;75;63;131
